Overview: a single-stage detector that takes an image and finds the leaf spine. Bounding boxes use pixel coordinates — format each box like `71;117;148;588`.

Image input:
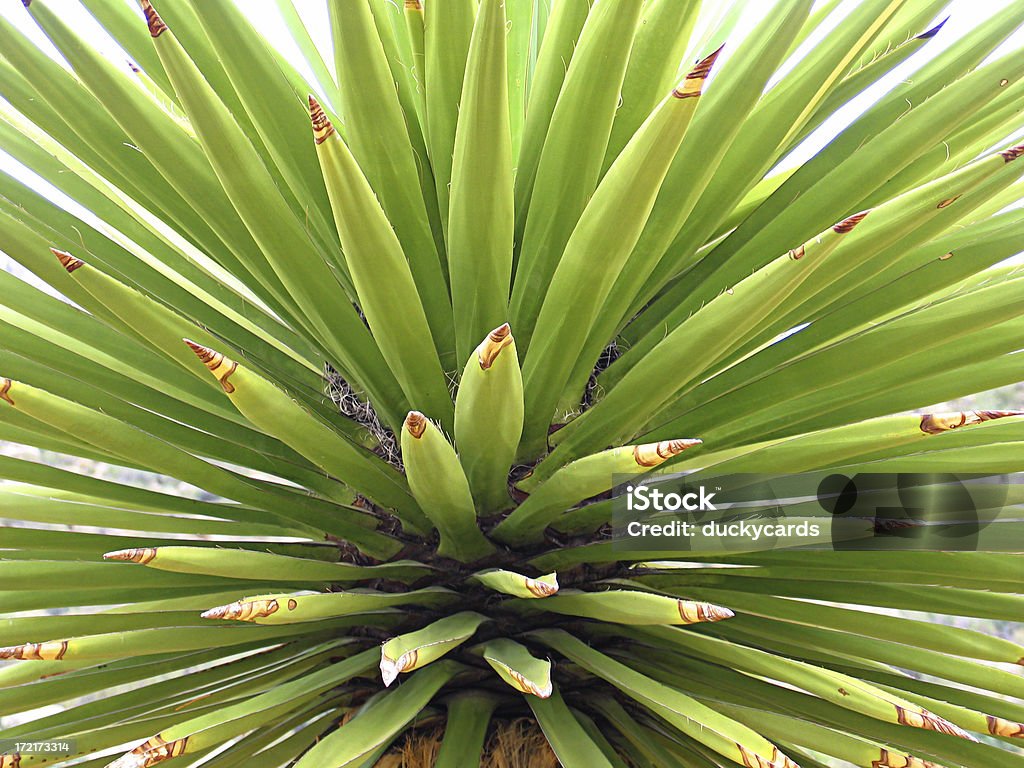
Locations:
380;647;418;686
183;340;238;393
201;598;279;622
109;733;190;768
0;640;69;661
104;548;157;564
919;409;1023;435
673;44;724;99
478;323;513;369
872;751;940;768
736;743;799;768
51;247;84;273
140;0;167;38
308;95;336;144
678;600;734;623
916;17;947;39
895;705;976;740
404;411;428;439
632;439;702;467
999;143;1024;162
987;715;1024;738
524;575;559;597
833;211;869;233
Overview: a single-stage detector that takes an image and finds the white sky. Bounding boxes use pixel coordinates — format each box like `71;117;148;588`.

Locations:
0;0;1021;273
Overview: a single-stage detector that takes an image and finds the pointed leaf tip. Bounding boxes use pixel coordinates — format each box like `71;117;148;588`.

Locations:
404;410;428;438
673;44;724;99
183;339;238;393
103;548;157;564
525;574;559;597
919;409;1024;434
478;323;514;369
988;715;1024;738
380;648;417;686
739;746;799;768
917;16;948;39
201;598;279;622
308;95;335;144
140;0;167;38
109;735;190;768
833;210;870;233
0;640;69;661
632;438;702;467
678;601;734;623
0;378;12;406
896;706;976;741
50;247;85;273
507;668;553;698
1000;143;1024;163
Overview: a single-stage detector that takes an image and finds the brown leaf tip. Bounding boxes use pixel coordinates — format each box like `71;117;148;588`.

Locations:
833;210;869;233
897;706;976;741
380;648;418;687
0;640;68;661
140;0;167;38
674;44;724;99
104;547;157;564
1000;143;1024;163
936;194;961;209
122;733;190;765
405;0;423;9
874;749;938;768
506;667;552;698
184;339;238;393
0;378;12;407
404;410;428;439
51;247;85;273
987;715;1024;738
525;575;559;597
788;244;806;261
201;599;279;622
679;600;734;623
478;323;514;369
308;95;335;144
920;409;1024;435
633;438;702;467
737;745;798;768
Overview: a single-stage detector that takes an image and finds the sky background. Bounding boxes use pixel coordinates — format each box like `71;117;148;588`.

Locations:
0;0;1022;220
0;0;1022;276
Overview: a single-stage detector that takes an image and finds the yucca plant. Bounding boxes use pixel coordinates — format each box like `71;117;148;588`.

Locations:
1;0;1024;765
